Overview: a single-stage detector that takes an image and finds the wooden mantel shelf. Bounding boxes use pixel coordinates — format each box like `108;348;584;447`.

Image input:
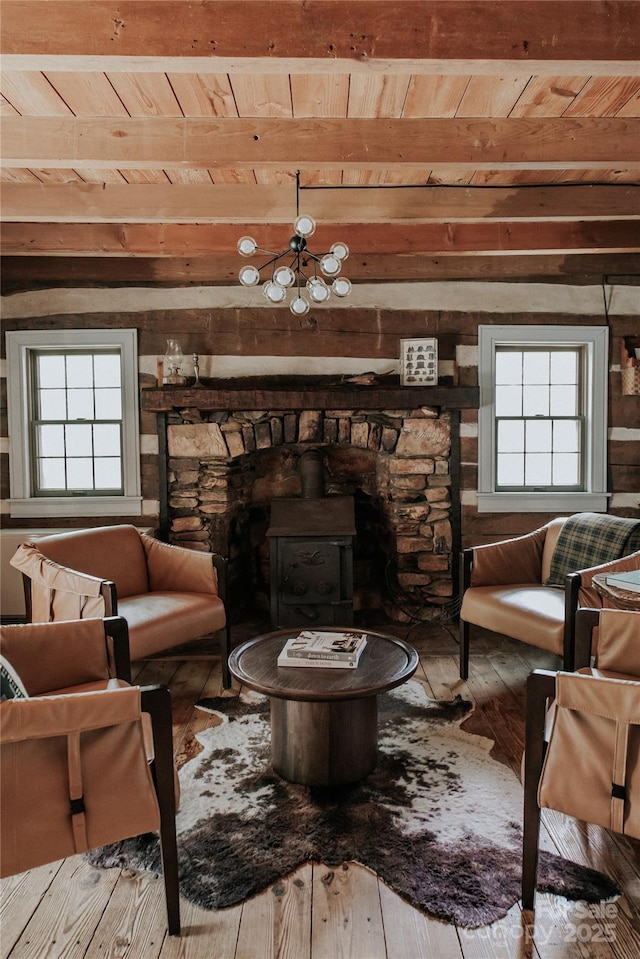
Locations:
141;377;479;412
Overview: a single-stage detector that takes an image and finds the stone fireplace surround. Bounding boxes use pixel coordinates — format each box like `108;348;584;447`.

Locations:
142;379;478;623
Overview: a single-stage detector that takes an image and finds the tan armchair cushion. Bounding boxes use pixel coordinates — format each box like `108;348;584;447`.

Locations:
0;620;114;696
119;591;226;659
141;533;219;594
595;609;640;678
469;525;549;587
461;583;566;654
22;525;150;599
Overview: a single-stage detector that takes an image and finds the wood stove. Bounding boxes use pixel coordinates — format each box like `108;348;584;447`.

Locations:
267;450;355;628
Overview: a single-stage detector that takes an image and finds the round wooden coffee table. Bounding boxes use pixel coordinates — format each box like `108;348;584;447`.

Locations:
228;627;419;787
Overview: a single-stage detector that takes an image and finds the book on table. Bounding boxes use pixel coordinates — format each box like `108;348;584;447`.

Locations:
277;630;367;668
605;569;640;593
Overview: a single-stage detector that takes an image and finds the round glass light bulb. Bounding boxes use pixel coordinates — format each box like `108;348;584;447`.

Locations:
273;265;295;288
320;253;341;277
330;242;349;261
306;277;330;303
290;295;310;316
239;264;260;287
294;214;316;238
237;236;257;257
332;276;352;298
263;280;287;303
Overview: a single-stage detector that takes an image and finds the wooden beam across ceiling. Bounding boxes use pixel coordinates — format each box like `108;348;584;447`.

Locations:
3;117;640;170
5;253;639;287
3;220;638;257
2;183;638;224
3;1;639;69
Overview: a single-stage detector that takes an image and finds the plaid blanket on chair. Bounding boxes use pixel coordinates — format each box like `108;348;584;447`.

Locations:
546;512;640;586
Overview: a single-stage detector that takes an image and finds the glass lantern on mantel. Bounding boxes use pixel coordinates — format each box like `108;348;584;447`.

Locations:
162;339;187;386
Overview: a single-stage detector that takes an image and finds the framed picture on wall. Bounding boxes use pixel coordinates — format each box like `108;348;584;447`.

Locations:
400;337;438;386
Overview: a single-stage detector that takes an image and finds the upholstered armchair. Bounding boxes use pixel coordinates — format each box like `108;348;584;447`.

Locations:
0;616;180;935
11;524;232;687
522;607;640;910
458;512;640;679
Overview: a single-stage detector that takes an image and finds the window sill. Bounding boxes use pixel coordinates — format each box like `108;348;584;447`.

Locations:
9;496;143;519
476;492;610;513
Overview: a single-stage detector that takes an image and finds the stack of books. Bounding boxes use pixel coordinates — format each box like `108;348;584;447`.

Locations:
605;569;640;593
277;630;367;669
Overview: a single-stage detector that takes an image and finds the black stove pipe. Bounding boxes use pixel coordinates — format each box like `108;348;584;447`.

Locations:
299;449;325;499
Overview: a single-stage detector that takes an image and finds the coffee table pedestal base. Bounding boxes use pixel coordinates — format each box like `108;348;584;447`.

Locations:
271;697;377;787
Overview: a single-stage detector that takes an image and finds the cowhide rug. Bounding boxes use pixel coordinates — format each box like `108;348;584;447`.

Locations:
88;680;619;928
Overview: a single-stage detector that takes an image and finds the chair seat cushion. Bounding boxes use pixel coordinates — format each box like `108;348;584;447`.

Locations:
120;591;226;660
460;584;565;654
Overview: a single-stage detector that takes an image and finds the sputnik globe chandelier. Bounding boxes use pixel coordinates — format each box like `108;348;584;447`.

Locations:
237;173;351;316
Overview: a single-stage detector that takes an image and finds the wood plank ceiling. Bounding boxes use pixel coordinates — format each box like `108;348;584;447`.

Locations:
1;1;640;286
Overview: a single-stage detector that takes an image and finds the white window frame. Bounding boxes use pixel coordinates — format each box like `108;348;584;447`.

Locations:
477;325;609;513
6;329;142;518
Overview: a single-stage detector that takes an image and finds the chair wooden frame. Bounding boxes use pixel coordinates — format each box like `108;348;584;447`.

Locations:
140;684;181;936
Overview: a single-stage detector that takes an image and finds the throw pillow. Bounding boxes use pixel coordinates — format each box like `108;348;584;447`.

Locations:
0;655;28;701
546;513;640;586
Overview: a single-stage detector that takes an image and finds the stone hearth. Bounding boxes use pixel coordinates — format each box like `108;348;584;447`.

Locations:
142;379;478;622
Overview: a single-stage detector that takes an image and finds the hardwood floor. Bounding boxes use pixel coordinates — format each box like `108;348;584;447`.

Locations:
2;619;639;959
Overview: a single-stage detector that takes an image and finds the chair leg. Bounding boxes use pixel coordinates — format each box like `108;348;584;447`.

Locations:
459;618;470;680
221;624;232;689
522;670;556;910
522;776;542;910
142;686;181;936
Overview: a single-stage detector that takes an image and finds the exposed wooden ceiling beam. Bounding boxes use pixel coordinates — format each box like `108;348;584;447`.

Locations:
3;221;638;257
2;183;638;224
3;2;639;65
4;254;639;288
3;56;638;78
4;117;640;169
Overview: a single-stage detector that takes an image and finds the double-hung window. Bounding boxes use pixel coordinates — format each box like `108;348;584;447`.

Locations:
477;325;609;513
6;329;141;518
